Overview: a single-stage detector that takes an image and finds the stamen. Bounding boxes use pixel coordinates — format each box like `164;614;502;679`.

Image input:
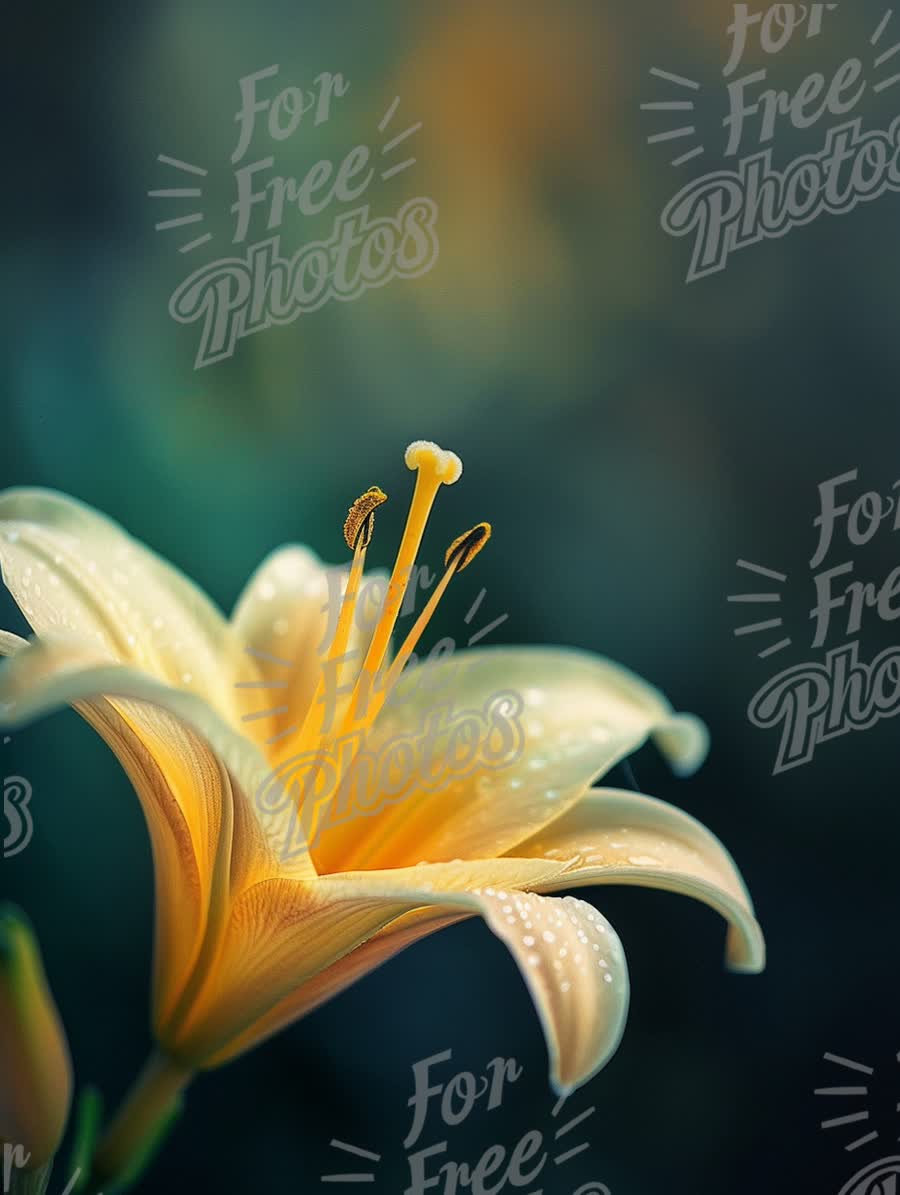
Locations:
368;522;492;720
342;441;461;728
297;445;488;850
344;486;387;551
295;486;386;750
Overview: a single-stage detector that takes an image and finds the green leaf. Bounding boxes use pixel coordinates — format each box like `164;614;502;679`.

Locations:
67;1089;103;1192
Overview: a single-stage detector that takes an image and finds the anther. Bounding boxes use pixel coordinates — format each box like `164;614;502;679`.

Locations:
343;486;387;551
445;522;491;573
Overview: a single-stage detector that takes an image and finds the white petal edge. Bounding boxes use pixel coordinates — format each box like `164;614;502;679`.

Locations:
519;787;765;973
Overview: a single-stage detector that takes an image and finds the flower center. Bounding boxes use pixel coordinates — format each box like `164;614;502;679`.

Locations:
294;440;490;844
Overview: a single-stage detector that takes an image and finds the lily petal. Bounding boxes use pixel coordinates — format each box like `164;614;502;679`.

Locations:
209;897;629;1096
0;635;294;1023
0;631;28;657
231;547;384;764
0;637;282;845
0;488;245;722
518;788;765;972
78;698;245;1032
312;646;707;872
172;859;627;1094
476;889;629;1095
169;858;562;1060
200;906;467;1067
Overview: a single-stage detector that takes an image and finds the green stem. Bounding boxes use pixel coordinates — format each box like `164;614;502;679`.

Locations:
90;1052;192;1190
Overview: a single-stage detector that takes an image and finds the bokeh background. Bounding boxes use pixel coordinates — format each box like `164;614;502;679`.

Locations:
3;1;900;1191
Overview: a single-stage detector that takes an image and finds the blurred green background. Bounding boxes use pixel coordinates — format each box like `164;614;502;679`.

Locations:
4;0;900;1191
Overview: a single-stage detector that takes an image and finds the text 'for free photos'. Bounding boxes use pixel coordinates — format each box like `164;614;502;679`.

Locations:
644;4;900;281
150;65;438;367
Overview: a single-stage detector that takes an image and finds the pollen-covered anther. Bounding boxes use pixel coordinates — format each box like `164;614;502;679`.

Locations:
404;441;463;485
445;522;492;572
343;486;388;550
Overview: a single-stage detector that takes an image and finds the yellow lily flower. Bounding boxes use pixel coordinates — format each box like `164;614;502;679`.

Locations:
0;906;73;1173
0;442;763;1178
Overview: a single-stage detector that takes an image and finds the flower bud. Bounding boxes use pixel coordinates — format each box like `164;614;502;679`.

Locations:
0;906;72;1169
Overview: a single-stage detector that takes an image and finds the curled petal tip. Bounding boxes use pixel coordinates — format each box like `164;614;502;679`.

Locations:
653;713;710;777
725;922;767;974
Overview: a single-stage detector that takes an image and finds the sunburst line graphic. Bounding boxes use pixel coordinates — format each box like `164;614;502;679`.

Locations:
555;1141;591;1165
238;648;303;743
155;213;204;231
872;8;894;45
149;153;211;253
728;560;791;658
178;232;213;254
736;559;787;583
672;145;705;166
148;187;202;198
554;1105;595;1138
382;159;417;181
875;40;900;65
320;1137;382;1183
378;96;401;132
383;122;422;153
824;1054;875;1076
647;126;697;144
330;1140;382;1162
649;67;701;91
640;101;694;111
815;1086;869;1096
319;1099;598;1188
643;67;705;166
156;154;208;176
463;587;509;645
871;8;900;90
757;637;791;659
733;617;783;636
246;647;293;668
846;1131;881;1152
815;1052;888;1153
378;96;422;182
318;1137;383;1185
